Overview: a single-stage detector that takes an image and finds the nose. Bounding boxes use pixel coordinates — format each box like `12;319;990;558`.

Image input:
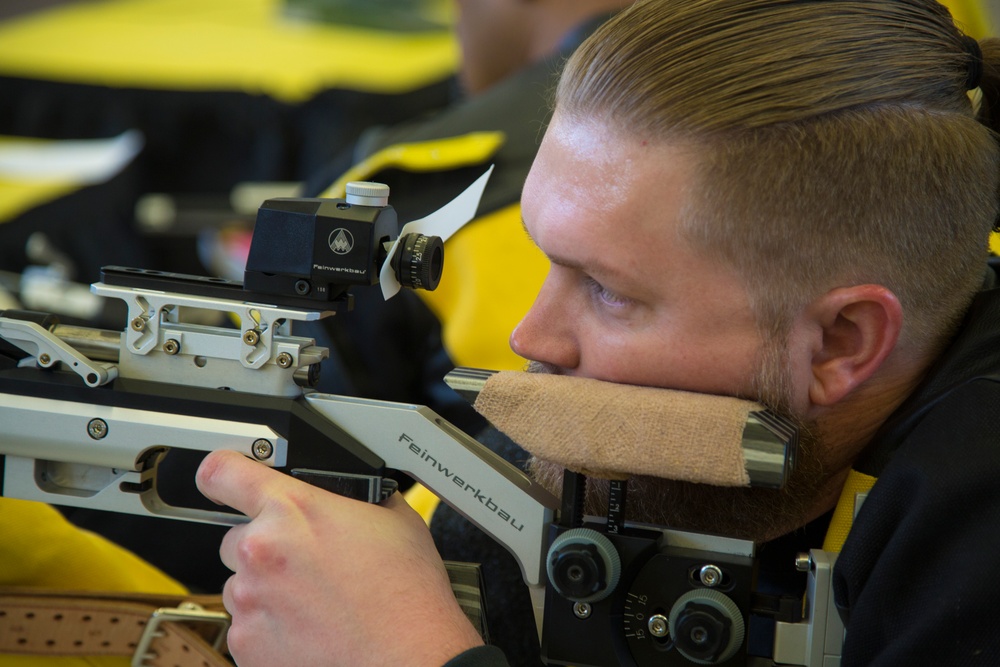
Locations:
509;270;580;371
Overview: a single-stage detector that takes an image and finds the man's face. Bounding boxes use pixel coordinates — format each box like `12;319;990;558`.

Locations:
513;113;764;396
514;113;827;541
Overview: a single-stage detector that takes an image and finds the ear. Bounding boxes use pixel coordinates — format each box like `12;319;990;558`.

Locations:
806;285;903;407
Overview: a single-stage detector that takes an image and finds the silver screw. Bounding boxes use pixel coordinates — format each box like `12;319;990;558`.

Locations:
243;329;260;346
573;602;592;619
163;339;180;355
275;352;293;368
38;353;52;366
795;553;812;572
87;418;109;440
699;564;723;587
648;614;670;638
130;317;146;332
252;439;274;461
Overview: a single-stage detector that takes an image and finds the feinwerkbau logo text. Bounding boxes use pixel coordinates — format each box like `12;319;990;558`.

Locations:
400;433;523;532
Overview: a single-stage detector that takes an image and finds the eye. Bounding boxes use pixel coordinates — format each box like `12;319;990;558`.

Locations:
585;276;633;308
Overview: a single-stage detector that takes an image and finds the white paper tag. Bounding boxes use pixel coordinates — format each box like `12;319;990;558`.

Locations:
379;165;494;300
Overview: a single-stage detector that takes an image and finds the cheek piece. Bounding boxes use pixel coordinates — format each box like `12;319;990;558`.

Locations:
473;371;796;489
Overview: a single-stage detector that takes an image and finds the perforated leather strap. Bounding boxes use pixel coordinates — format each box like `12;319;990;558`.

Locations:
0;588;231;666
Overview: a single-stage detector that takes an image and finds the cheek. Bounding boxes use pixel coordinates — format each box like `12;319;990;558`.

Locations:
579;326;761;395
574;328;671;386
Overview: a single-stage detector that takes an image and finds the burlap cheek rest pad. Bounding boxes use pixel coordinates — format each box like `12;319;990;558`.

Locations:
473;371;760;487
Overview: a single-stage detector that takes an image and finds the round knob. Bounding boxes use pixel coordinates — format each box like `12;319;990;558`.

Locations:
392;233;444;291
668;589;745;664
546;528;621;603
345;182;390;207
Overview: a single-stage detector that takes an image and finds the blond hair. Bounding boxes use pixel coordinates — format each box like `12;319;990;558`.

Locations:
557;0;1000;354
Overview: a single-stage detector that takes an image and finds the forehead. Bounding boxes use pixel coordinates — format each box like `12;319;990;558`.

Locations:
521;113;701;271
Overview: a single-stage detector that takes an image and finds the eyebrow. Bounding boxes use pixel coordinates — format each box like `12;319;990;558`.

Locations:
520;215;638;289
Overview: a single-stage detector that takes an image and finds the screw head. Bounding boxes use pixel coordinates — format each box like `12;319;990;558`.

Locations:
795;553;813;572
699;564;724;587
243;330;260;346
130;317;146;332
648;614;670;638
573;602;592;619
38;353;52;366
163;339;180;355
252;439;274;461
87;418;109;440
275;352;293;368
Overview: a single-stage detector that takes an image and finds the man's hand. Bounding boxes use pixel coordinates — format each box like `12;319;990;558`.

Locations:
196;450;485;667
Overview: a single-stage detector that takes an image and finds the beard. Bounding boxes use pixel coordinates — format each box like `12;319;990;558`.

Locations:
523;340;830;543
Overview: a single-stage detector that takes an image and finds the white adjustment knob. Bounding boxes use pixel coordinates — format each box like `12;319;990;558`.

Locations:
345;182;390;207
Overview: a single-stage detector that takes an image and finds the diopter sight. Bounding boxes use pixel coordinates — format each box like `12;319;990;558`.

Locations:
243;181;444;306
